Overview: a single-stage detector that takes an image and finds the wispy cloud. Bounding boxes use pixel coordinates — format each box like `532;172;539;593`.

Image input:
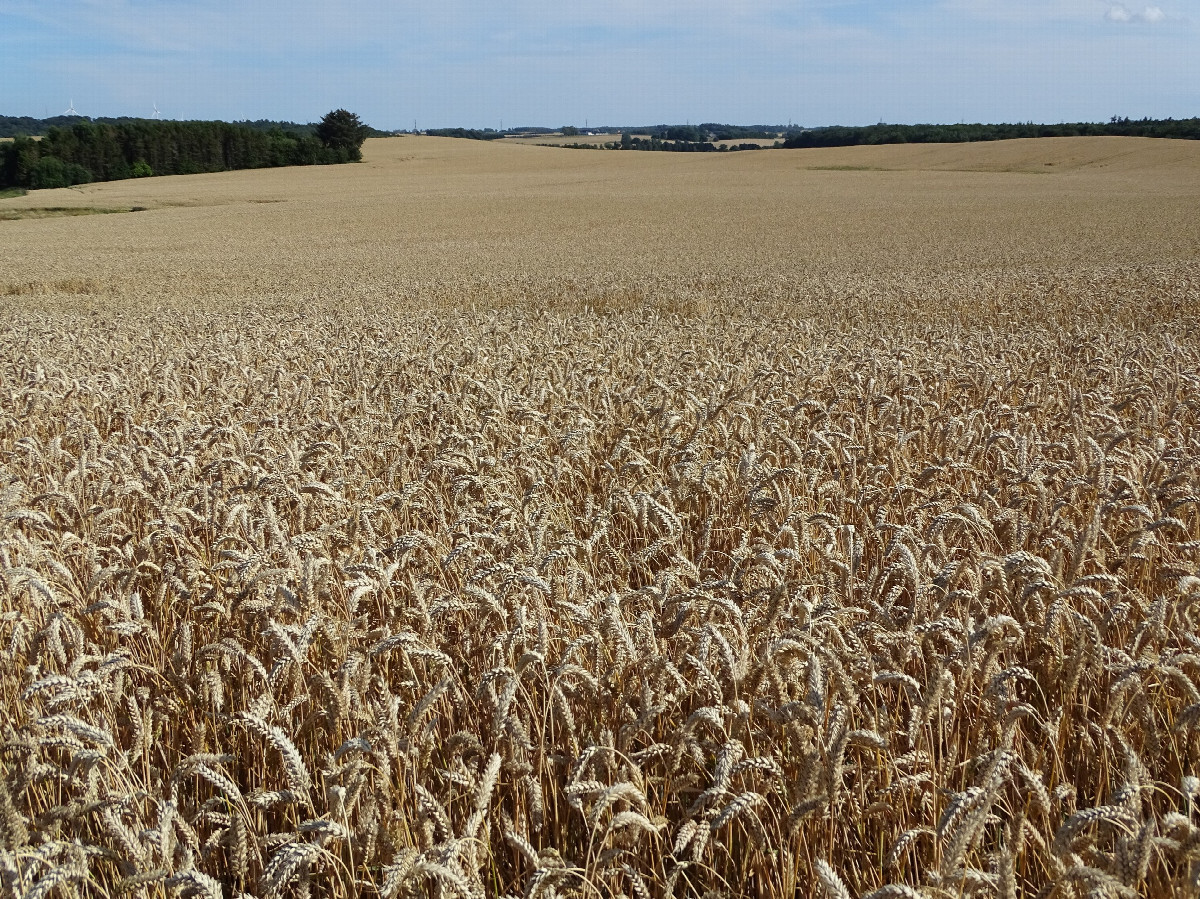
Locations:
1106;4;1169;21
943;0;1186;24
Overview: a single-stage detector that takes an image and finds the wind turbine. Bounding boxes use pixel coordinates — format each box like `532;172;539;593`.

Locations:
153;102;161;120
65;99;78;116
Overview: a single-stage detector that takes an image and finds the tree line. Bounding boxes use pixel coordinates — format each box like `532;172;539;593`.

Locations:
420;116;1200;153
424;128;506;141
782;116;1200;148
0;114;391;140
0;110;372;190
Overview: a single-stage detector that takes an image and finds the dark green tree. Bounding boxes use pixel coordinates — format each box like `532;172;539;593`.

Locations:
316;109;370;160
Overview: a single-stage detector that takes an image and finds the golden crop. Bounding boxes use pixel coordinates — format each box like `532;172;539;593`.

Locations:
1;136;1199;898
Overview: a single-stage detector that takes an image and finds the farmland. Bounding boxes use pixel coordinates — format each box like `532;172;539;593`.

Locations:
1;136;1200;898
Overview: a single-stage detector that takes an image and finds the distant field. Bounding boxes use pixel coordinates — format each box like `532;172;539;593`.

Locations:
502;132;622;145
712;137;780;147
793;134;1200;175
2;134;1198;304
2;136;1200;898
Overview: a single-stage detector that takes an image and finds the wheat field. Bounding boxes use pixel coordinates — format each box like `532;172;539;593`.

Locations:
1;136;1200;898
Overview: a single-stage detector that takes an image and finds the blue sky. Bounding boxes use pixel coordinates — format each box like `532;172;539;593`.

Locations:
1;1;1196;128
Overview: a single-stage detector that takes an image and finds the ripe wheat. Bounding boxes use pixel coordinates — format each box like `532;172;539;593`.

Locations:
1;135;1199;897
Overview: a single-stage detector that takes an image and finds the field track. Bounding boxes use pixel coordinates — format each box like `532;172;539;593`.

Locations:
1;137;1199;898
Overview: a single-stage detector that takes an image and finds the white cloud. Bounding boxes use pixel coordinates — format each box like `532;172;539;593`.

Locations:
1106;3;1171;21
945;0;1188;25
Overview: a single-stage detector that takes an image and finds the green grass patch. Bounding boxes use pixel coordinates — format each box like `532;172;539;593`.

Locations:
0;188;28;199
804;165;892;172
0;205;144;221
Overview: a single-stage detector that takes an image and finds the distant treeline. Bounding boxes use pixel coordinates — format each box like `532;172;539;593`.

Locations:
234;119;389;139
428;123;783;143
424;128;507;141
0;114;370;190
562;124;781;141
619;135;764;152
543;117;1200;154
0;114;390;140
783;117;1200;148
427;116;1200;153
558;138;766;153
653;124;777;142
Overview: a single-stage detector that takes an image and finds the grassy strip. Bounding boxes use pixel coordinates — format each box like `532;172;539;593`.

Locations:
0;205;144;221
805;164;891;171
